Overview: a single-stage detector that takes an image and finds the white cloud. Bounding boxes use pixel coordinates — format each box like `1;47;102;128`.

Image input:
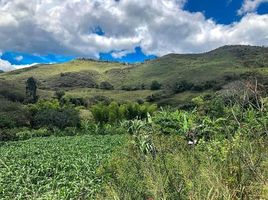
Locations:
0;0;267;60
0;58;37;72
0;58;14;71
238;0;268;15
111;49;134;58
15;55;23;61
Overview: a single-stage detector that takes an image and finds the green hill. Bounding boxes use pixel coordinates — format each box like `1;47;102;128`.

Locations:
1;45;268;105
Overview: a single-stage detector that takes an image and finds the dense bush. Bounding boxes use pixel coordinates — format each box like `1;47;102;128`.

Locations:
0;99;29;128
97;96;268;199
32;108;80;129
99;132;268;199
91;102;157;124
66;97;88;107
172;80;221;93
28;99;80;129
0;89;25;102
88;95;112;106
173;80;194;93
100;81;114;90
150;80;161;90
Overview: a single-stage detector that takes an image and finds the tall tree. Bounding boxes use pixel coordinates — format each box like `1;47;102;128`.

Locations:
26;77;38;103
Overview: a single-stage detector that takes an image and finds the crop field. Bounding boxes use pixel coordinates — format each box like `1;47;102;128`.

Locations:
0;135;126;199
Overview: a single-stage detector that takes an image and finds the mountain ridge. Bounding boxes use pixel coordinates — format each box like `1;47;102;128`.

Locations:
1;45;268;105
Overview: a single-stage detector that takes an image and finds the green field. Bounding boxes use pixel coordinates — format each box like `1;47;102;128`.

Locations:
0;135;127;199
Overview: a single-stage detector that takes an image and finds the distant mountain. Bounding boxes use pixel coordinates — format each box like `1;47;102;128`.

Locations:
1;45;268;105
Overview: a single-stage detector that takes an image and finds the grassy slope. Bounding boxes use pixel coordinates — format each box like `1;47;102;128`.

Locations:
1;45;268;105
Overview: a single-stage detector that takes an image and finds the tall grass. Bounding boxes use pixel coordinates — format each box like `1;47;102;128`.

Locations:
97;102;268;200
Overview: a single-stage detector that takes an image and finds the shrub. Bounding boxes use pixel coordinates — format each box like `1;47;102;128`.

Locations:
66;97;87;107
27;99;80;129
0;89;25;102
32;107;80;129
150;80;161;90
173;80;193;93
55;90;65;100
0;129;17;141
91;102;157;124
0;99;30;128
146;92;163;102
88;95;112;106
100;81;114;90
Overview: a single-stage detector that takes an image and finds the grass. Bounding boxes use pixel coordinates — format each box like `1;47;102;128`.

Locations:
157;90;211;106
0;134;127;199
65;88;156;102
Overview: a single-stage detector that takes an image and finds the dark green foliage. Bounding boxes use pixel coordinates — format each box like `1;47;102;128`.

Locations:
121;84;144;91
91;102;157;124
88;95;112;106
28;99;80;129
49;72;99;88
66;97;87;107
32;107;80;129
55;90;65;100
173;80;194;93
0;129;17;141
0;98;29;128
0;89;25;102
146;92;164;102
150;80;161;90
100;81;114;90
25;77;38;103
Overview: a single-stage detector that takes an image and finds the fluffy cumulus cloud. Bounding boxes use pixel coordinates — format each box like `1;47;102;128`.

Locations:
0;58;14;71
0;0;268;66
0;52;37;71
238;0;268;15
0;58;37;71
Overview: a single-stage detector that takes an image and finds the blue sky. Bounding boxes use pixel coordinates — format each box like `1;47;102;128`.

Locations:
184;0;243;24
0;0;267;70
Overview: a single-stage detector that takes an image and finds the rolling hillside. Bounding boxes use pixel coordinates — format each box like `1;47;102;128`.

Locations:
1;45;268;105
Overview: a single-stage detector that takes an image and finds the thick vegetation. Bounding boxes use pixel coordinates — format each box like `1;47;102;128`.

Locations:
0;79;267;199
0;45;268;199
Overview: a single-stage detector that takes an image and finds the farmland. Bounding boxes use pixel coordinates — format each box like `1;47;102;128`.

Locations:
0;135;126;199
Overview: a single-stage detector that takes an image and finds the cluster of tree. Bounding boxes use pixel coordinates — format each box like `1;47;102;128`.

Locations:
27;99;80;129
172;80;221;93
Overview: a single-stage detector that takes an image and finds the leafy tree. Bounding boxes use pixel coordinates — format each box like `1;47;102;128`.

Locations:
25;77;38;103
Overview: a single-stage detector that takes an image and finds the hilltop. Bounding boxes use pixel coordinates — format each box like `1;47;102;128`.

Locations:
1;45;268;106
